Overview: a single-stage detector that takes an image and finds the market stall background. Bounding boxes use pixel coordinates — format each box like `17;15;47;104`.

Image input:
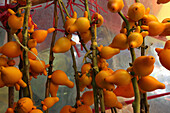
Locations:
0;0;170;113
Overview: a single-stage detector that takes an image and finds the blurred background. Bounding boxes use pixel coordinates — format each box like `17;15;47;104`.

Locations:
0;0;170;113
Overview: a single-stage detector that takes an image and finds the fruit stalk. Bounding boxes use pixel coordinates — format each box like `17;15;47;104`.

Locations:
140;39;150;113
118;11;140;113
7;30;14;108
58;0;81;107
22;0;33;99
45;0;58;113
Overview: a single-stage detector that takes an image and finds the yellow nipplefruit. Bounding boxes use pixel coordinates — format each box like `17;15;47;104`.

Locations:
104;89;123;109
109;33;129;50
105;69;131;86
41;97;59;111
0;41;22;58
97;45;120;59
133;56;155;77
92;13;104;27
128;26;148;48
142;14;158;25
107;0;124;13
16;97;35;113
120;19;136;33
138;76;165;92
155;40;170;70
81;91;94;106
67;11;90;33
141;21;165;36
50;70;74;88
64;11;77;33
53;35;75;53
128;3;145;21
95;70;115;90
32;28;55;43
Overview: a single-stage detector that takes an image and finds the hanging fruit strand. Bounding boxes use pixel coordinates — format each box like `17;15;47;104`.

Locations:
118;11;140;113
22;0;33;99
45;0;58;113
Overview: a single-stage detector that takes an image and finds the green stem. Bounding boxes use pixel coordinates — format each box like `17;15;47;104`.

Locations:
132;77;140;113
60;0;71;18
58;0;65;24
22;0;33;99
45;0;58;113
118;9;140;113
135;0;140;2
84;0;91;22
118;12;130;34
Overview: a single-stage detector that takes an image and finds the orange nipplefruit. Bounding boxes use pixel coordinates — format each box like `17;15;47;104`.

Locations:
107;0;124;13
29;109;43;113
76;105;92;113
60;105;74;113
49;82;59;97
78;73;92;86
109;33;129;50
95;70;115;90
0;41;22;58
81;91;94;106
97;57;109;70
104;89;123;109
31;28;55;43
50;70;74;88
79;30;92;44
155;40;170;70
105;69;131;86
41;97;59;111
16;97;35;113
133;56;155;77
81;63;92;74
5;108;14;113
113;82;134;98
138;76;165;92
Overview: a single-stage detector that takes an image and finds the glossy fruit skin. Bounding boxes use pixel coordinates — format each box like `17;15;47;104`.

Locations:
107;0;124;13
31;28;55;43
142;14;158;25
156;48;170;70
30;109;43;113
95;70;115;90
128;3;145;21
81;91;94;106
133;56;155;77
99;46;120;59
103;90;122;109
76;105;92;113
120;19;136;33
41;97;59;111
60;105;73;113
0;66;26;87
79;30;92;44
128;32;143;48
68;11;90;33
78;73;92;86
0;41;22;58
29;59;48;75
49;82;59;97
51;70;74;88
157;0;170;4
53;37;72;53
16;97;34;113
109;33;129;50
92;13;104;27
141;21;165;36
8;14;23;33
81;63;92;74
138;76;165;92
105;69;131;86
113;82;134;98
97;57;109;70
